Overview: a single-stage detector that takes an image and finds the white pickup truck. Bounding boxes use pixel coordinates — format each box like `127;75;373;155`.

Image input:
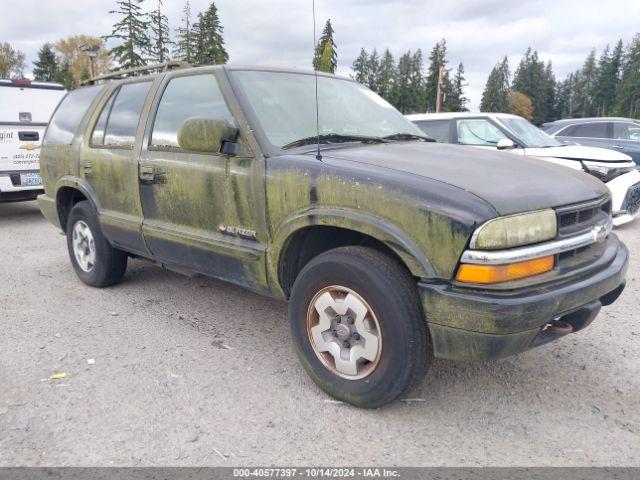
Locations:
0;79;66;202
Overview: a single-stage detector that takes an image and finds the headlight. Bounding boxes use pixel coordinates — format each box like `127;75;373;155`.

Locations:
470;209;557;250
582;162;635;183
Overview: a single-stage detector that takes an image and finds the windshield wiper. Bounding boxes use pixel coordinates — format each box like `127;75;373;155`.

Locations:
282;133;387;150
382;133;435;142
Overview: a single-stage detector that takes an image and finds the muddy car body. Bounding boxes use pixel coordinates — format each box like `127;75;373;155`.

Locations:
38;65;628;407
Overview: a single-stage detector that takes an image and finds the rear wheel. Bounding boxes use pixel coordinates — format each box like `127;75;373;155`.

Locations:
66;201;127;287
289;246;432;408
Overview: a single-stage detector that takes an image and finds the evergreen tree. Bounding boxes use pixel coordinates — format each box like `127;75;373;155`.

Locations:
173;1;197;63
573;49;598;117
542;61;557;121
149;0;171;63
512;48;554;124
396;51;413;113
56;61;75;90
409;49;426;112
33;43;59;81
376;49;398;106
445;62;468;112
104;0;151;69
351;48;369;84
193;2;228;65
313;19;337;73
615;35;640;117
554;72;576;118
317;40;336;73
480;57;510;113
593;41;623;116
425;39;447;111
366;49;380;91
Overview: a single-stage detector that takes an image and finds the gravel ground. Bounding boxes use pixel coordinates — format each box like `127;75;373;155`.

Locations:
0;201;639;466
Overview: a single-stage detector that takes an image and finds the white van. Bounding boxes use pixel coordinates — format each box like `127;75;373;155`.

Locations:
0;79;66;202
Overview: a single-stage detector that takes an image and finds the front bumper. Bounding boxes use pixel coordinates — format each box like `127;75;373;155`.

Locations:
419;237;628;361
607;169;640;225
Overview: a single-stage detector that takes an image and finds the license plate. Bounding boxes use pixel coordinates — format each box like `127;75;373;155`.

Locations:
20;172;42;187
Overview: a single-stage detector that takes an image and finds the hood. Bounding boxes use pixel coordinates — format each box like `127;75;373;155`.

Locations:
320;142;609;216
523;145;633;164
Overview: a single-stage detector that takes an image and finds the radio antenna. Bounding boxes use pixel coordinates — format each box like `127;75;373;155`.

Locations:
312;0;322;161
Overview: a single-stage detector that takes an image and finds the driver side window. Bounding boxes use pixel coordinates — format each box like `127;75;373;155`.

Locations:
456;119;504;146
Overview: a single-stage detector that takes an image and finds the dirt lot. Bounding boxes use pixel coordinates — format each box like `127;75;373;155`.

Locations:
0;200;639;466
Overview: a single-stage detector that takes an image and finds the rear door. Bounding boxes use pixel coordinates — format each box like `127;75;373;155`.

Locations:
611;122;640;165
138;70;269;292
83;79;155;256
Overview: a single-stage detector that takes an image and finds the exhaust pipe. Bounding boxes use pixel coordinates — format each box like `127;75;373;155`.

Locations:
545;320;573;335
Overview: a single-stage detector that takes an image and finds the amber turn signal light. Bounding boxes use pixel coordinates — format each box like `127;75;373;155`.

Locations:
455;255;555;284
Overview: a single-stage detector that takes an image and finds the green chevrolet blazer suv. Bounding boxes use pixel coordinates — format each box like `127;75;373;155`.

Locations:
38;64;628;407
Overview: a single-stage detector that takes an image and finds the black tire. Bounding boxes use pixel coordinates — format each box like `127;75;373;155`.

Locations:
288;246;432;408
66;200;127;288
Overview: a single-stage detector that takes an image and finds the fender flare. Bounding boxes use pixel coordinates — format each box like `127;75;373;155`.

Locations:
54;176;101;229
268;207;436;294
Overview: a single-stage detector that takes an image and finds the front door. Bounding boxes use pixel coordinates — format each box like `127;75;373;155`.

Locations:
138;71;269;293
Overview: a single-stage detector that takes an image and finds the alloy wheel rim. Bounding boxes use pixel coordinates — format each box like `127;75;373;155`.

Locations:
306;285;382;380
72;220;96;273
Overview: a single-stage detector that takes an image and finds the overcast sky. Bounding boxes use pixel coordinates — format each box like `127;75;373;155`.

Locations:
2;0;640;109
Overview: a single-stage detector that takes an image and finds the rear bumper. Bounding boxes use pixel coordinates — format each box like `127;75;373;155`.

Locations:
419;238;628;361
0;173;43;201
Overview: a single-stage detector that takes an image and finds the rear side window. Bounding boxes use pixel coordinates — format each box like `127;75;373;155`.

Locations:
414;120;450;143
43;85;102;145
563;122;609;139
150;74;235;149
91;81;152;148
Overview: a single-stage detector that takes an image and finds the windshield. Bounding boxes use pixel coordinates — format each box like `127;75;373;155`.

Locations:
231;70;425;148
500;116;562;148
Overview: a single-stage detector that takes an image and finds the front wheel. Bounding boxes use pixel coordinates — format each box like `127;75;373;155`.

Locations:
66;201;127;288
288;246;432;408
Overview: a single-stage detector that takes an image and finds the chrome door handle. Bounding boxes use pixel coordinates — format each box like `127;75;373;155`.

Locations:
612;145;624;149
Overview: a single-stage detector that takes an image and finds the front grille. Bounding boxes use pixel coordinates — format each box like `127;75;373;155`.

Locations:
555;196;611;267
622;182;640;215
556;197;611;239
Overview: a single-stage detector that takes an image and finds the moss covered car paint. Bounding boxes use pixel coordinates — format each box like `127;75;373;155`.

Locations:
38;65;628;366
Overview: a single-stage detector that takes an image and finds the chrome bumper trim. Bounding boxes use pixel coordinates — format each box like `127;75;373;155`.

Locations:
460;220;613;265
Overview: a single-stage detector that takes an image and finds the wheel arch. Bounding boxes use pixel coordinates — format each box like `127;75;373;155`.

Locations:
269;208;435;298
54;177;101;233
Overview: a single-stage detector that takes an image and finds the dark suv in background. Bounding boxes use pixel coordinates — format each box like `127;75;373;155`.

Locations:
543;117;640;165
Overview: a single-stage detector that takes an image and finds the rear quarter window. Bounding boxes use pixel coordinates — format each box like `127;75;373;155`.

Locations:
43;85;103;145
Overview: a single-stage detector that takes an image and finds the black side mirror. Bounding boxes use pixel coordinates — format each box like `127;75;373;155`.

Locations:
177;117;239;154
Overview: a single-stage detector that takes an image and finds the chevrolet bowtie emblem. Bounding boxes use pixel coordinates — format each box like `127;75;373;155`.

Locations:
19;143;40;151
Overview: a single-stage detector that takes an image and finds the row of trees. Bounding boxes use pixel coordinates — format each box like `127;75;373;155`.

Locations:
2;0;229;90
481;34;640;123
105;0;228;69
351;39;468;113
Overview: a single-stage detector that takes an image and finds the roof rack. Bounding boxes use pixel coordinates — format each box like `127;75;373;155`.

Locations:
81;60;191;85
